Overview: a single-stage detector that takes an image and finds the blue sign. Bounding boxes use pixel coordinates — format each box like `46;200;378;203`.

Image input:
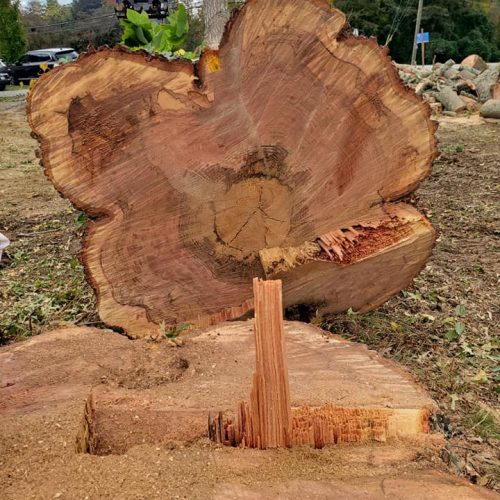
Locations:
416;32;430;44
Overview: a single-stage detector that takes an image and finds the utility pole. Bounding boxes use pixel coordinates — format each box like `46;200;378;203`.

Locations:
411;0;424;66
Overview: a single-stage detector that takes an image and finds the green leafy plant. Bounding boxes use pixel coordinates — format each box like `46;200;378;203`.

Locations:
75;212;87;228
445;321;465;341
55;57;72;66
444;304;467;341
159;321;192;339
120;5;195;59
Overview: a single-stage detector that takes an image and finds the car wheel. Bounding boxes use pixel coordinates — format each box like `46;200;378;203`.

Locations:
0;84;5;91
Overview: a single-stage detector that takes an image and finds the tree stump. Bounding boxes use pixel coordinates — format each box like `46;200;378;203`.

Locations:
209;279;431;450
1;323;436;455
28;0;437;338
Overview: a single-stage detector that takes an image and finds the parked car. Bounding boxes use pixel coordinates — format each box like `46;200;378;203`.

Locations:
0;59;11;91
9;48;78;85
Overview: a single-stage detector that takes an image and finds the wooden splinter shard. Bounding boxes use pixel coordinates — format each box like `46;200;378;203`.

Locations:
245;278;292;449
210;278;292;449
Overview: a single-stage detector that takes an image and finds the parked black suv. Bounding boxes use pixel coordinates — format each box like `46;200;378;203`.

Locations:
9;48;78;84
0;60;11;91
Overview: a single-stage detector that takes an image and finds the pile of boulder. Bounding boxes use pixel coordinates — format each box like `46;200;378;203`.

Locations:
397;54;500;119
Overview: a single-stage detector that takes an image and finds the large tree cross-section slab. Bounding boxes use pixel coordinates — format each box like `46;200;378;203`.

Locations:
28;0;438;338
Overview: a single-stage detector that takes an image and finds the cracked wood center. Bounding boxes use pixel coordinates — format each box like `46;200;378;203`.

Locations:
214;177;291;258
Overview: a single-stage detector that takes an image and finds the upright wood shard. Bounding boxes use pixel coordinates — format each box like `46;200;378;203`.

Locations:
210;278;292;449
247;278;291;448
27;0;438;338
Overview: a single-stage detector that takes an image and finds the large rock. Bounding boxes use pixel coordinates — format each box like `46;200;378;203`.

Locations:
480;99;500;119
461;54;488;73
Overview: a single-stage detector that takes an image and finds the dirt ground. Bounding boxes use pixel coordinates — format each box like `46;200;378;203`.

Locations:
0;96;499;495
0;324;495;500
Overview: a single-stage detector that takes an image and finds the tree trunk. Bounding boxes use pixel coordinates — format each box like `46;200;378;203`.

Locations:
203;0;229;49
461;54;488;73
28;0;437;338
480;99;500;119
437;86;467;113
475;67;500;102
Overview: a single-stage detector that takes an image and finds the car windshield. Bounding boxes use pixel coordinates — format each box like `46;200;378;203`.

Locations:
55;51;78;61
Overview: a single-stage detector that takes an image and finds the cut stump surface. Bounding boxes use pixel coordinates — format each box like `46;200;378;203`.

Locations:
28;0;437;337
1;326;497;498
2;322;435;454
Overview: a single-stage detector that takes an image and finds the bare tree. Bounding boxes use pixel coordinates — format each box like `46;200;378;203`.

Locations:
203;0;229;49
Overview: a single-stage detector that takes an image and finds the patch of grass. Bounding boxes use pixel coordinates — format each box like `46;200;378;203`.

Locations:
463;405;500;441
19;158;37;170
440;143;465;154
0;212;96;344
318;284;498;419
0;95;25;103
159;321;192;339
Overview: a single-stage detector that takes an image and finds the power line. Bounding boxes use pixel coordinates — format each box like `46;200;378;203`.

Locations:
24;14;116;31
27;22;120;36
